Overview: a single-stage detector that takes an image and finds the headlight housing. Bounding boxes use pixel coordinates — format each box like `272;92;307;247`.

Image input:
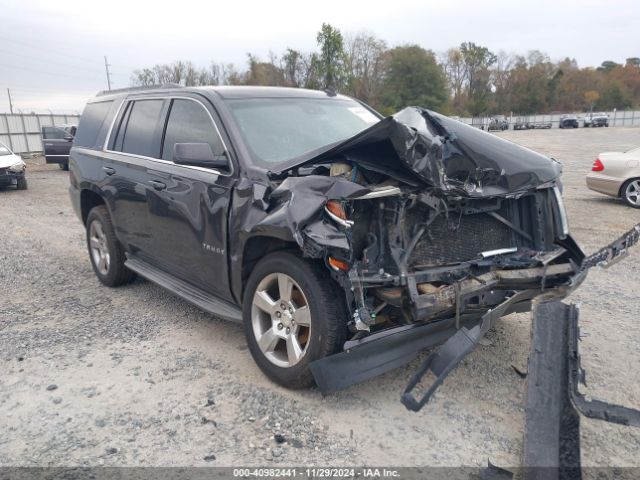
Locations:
8;160;25;172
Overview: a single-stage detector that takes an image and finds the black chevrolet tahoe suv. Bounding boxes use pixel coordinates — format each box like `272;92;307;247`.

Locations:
70;85;590;398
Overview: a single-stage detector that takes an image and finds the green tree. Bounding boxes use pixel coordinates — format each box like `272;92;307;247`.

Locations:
315;23;348;90
598;60;620;73
244;53;285;86
379;45;449;114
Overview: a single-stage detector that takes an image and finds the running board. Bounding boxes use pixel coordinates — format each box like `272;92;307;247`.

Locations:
125;257;242;323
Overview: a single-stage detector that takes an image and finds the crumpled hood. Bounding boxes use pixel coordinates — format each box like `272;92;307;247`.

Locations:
276;107;562;197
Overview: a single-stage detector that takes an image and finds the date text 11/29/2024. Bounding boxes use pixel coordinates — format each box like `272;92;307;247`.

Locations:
232;467;400;478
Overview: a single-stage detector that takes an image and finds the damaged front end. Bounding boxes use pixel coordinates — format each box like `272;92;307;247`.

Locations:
237;107;605;406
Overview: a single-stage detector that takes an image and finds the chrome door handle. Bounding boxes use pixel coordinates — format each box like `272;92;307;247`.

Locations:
102;166;115;176
149;180;166;191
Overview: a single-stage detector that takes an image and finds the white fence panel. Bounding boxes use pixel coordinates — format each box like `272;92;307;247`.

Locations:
0;113;80;153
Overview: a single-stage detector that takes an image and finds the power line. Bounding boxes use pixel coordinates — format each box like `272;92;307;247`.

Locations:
0;35;106;66
1;62;107;82
0;35;140;71
0;47;107;74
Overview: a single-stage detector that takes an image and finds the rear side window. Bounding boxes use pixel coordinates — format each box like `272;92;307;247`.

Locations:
115;99;164;158
161;99;225;161
74;101;113;148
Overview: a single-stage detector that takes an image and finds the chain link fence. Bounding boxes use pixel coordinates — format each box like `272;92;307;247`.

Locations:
460;110;640;130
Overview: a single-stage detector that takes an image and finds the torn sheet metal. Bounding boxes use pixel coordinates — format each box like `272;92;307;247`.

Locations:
399;223;639;412
273;107;562;197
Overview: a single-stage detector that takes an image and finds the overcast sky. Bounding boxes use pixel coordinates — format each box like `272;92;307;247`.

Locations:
1;0;638;113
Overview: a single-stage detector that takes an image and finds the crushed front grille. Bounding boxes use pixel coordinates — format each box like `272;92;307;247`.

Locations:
409;212;515;267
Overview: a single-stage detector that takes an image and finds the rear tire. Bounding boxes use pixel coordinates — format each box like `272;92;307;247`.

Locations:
86;205;137;286
16;177;27;190
621;178;640;209
242;251;348;389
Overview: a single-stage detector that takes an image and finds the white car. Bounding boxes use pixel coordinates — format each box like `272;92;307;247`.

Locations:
0;142;27;190
586;146;640;207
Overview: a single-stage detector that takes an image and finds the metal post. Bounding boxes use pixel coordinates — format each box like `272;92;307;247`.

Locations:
35;114;43;153
19;113;29;154
104;56;112;91
6;88;13;114
1;114;14;151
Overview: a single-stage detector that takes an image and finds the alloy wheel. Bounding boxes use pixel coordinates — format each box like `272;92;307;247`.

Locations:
251;273;311;368
89;220;111;275
625;180;640;207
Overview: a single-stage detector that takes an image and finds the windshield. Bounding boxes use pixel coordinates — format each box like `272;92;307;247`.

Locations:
226;97;380;165
0;143;12;156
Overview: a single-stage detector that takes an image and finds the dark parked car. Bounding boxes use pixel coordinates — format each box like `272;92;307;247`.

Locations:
584;112;609;127
70;85;590;398
559;114;579;129
513;117;531;130
487;115;508;131
0;141;27;190
42;124;77;170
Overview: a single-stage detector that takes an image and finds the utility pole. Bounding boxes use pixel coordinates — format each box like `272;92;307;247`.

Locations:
7;88;14;114
104;56;112;91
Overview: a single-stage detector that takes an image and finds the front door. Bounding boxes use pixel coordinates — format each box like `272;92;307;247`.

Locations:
146;97;235;302
41;126;73;164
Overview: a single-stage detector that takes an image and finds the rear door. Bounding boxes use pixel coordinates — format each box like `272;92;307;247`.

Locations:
145;96;235;301
104;98;167;261
41;126;73;164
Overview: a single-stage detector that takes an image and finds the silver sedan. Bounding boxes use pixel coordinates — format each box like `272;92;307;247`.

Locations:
586;146;640;208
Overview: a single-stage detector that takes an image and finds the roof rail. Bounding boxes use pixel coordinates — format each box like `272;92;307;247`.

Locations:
96;83;183;97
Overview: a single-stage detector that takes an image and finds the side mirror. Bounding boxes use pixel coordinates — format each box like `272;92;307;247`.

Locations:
64;135;74;141
173;143;229;170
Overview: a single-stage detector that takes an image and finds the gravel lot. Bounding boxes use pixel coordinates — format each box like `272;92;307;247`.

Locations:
1;128;639;469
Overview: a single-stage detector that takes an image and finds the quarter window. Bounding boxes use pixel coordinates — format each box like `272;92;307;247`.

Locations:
118;99;164;158
74;100;112;148
162;99;225;161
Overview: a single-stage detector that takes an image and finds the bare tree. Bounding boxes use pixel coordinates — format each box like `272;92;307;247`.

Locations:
441;48;466;110
344;31;387;103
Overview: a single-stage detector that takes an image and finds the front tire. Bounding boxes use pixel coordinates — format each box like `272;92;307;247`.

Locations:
86;205;136;286
59;163;69;171
243;251;348;389
621;178;640;209
16;177;27;190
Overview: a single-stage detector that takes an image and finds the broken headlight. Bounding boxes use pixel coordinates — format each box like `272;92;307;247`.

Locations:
325;200;353;228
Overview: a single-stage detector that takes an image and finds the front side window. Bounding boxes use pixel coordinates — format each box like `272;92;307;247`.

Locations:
162;99;225;161
41;126;68;140
118;99;164;158
225;97;380;165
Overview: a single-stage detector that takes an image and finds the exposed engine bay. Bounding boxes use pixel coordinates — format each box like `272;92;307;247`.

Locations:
248;107;582;339
320;182;577;334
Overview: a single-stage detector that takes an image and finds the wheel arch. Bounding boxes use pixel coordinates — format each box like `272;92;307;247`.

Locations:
80;188;107;225
240;235;299;302
619;177;640;198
